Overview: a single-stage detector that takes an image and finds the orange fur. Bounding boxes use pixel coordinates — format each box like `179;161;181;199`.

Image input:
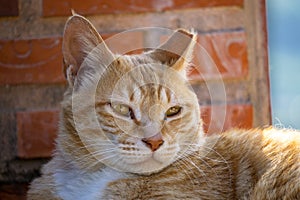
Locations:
28;15;300;200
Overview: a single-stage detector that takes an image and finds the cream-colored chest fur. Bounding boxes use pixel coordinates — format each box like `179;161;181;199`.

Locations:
54;166;125;200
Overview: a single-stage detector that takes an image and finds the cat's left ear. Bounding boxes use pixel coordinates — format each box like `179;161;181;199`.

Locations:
62;14;114;87
147;29;196;77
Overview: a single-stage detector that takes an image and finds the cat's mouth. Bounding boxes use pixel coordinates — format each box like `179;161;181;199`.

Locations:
137;154;164;165
114;140;179;174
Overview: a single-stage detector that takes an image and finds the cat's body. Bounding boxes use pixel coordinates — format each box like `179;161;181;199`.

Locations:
28;15;300;200
29;128;300;200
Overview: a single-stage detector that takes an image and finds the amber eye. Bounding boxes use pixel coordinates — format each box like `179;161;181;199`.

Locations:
112;104;131;116
165;106;182;118
111;103;135;119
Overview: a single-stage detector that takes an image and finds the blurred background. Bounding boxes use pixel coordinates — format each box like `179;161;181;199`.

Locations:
268;0;300;129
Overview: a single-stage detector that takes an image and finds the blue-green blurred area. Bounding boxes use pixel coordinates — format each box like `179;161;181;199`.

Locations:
267;0;300;129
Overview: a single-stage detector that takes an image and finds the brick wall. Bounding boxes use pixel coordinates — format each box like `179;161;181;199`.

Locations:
0;0;269;198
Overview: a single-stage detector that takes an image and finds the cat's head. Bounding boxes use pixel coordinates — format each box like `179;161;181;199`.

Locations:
60;15;204;174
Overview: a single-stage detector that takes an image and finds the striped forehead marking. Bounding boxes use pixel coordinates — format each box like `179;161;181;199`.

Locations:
129;84;172;104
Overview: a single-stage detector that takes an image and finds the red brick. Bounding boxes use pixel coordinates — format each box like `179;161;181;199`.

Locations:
0;0;18;17
3;31;244;85
189;31;248;81
160;31;248;81
0;37;65;85
43;0;243;17
201;104;253;134
17;110;59;158
102;31;144;55
0;31;144;85
0;183;28;200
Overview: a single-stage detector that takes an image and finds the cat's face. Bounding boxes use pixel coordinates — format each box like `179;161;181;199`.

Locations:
61;15;204;174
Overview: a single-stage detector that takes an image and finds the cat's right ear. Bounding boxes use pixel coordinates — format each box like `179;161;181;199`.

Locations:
146;29;196;78
62;14;114;87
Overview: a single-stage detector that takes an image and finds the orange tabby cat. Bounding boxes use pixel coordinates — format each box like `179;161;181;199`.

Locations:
27;15;300;200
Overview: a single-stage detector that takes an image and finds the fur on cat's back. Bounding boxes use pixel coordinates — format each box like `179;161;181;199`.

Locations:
27;14;300;200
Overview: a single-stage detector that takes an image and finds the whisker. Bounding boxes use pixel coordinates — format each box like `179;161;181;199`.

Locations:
176;159;205;185
180;143;233;185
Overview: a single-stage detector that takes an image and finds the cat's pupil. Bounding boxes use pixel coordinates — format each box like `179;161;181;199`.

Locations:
129;109;135;120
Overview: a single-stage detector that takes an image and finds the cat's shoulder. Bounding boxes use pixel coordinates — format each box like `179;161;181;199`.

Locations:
205;127;300;156
220;127;300;142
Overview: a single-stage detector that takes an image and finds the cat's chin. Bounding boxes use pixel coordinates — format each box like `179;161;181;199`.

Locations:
121;157;173;175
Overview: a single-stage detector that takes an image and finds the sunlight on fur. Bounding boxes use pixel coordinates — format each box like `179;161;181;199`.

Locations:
27;15;300;200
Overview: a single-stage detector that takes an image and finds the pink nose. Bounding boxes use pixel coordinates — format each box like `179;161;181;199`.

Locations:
142;134;164;152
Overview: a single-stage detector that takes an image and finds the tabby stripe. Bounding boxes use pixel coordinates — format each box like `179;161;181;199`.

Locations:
157;84;162;101
98;111;113;118
100;121;116;128
139;85;147;98
101;123;118;130
165;88;171;103
129;91;135;102
95;102;107;107
98;116;115;123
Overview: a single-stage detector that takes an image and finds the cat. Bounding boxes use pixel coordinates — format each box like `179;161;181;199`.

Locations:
27;14;300;200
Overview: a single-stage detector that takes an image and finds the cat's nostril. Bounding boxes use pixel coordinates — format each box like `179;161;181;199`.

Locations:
142;135;164;152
